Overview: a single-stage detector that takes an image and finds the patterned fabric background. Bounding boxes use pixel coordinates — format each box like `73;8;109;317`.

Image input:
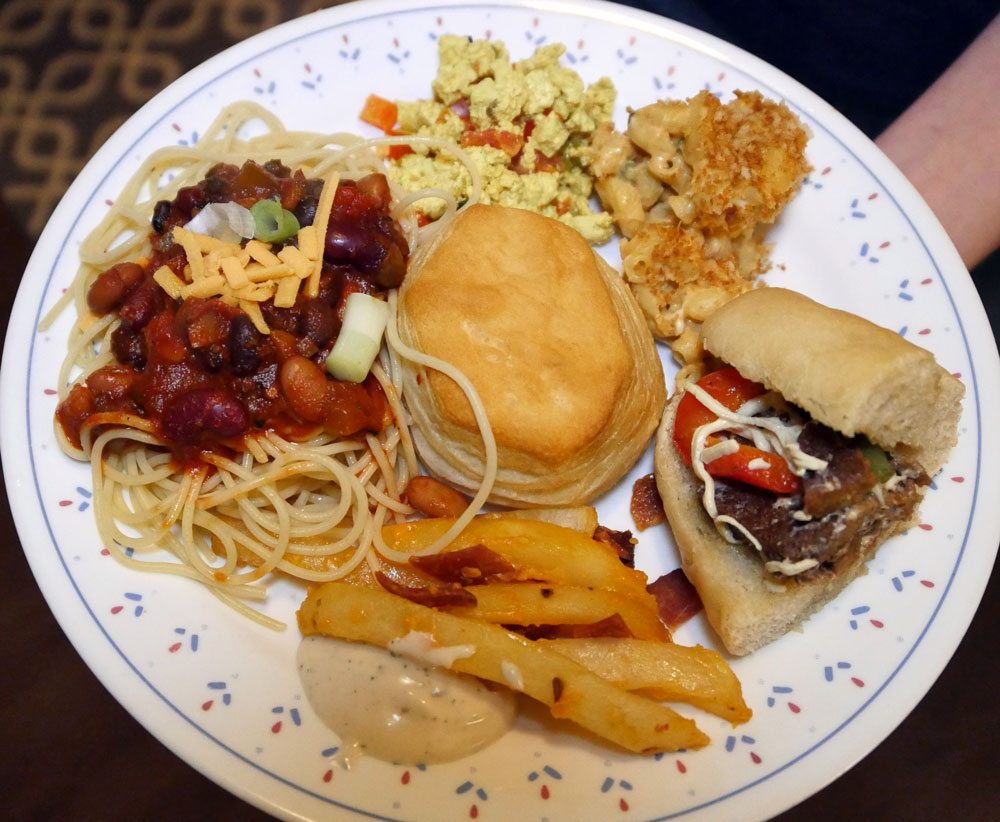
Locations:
0;0;350;238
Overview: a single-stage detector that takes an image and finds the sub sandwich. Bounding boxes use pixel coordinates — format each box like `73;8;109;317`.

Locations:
654;287;964;655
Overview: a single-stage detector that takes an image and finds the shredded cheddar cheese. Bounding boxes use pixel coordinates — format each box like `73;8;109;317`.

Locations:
151;182;338;333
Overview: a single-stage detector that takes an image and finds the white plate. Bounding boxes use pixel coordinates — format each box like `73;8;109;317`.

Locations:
3;1;999;820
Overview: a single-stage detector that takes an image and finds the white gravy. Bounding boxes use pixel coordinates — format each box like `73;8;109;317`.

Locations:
297;635;516;766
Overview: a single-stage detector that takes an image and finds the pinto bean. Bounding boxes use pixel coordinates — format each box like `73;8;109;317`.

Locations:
161;388;249;444
405;476;470;518
355;173;392;212
86;262;145;314
280;355;328;423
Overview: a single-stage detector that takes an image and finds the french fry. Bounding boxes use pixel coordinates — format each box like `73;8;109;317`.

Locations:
297;582;709;753
382;516;651;599
442;583;671;642
539;637;751;724
484;506;598;535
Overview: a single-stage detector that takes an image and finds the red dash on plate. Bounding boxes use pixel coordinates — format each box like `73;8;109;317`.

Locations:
533;17;540;27
629;35;637;45
578;40;585;49
620;798;630;811
676;759;687;773
868;192;879;200
44;388;57;395
271;721;282;733
101;548;110;555
718;72;726;81
870;619;884;628
393;38;399;48
110;605;123;614
484;29;491;40
323;769;333;783
105;199;114;207
952;372;962;379
918;523;933;531
879;241;891;248
921;278;932;284
59;500;72;507
750;752;762;764
851;677;865;687
951;476;965;483
401;771;410;785
342;33;349;43
918;328;931;335
541;784;550;799
789;702;801;713
821;166;832;175
168;642;182;653
921;580;935;588
202;700;213;710
435;17;442;27
668;65;675;75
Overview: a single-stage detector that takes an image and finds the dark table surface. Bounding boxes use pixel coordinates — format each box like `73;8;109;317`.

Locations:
2;2;999;820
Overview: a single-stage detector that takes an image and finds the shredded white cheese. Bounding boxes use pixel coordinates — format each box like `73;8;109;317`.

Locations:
501;660;525;692
683;382;830;577
387;631;476;668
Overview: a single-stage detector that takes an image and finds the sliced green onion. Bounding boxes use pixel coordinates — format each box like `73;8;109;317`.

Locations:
250;197;300;243
326;292;390;383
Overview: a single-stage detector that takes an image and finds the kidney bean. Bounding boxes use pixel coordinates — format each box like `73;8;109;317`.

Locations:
228;314;260;376
118;279;164;330
161;388;249;444
172;185;206;218
324;218;385;270
280;355;329;423
405;476;470;518
301;298;336;347
86;262;145;314
110;322;147;370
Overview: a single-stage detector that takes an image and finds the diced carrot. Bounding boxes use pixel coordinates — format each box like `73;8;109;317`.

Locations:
359;94;398;133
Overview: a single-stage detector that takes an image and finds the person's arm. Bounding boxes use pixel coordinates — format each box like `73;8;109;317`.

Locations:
876;14;1000;269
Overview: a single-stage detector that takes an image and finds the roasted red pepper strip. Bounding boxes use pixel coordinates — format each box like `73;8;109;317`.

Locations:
673;368;801;494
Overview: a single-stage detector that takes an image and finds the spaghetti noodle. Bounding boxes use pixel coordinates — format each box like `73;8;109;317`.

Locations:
46;101;494;629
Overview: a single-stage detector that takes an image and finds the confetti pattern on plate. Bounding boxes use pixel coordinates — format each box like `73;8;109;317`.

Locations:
5;2;996;821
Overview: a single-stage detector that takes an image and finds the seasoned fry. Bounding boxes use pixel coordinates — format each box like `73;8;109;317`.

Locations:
297;582;709;753
484;506;599;535
382;516;650;598
539;637;750;724
442;582;671;642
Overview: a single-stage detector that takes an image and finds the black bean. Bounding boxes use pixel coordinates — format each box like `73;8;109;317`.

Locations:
110;323;147;370
301;299;337;347
151;200;171;234
228;314;261;376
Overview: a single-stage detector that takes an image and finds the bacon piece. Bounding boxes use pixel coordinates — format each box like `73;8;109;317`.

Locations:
630;473;666;531
514;614;634;640
646;569;703;629
375;571;477;608
410;544;517;585
593;525;637;568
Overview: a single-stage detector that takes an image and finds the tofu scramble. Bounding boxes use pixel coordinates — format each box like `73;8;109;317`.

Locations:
371;35;616;245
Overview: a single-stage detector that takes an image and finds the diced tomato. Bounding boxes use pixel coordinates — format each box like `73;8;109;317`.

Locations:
387;143;414;161
460;128;524;158
359;94;398;133
673;368;801;494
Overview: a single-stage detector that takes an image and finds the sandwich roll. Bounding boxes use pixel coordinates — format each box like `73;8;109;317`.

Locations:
397;204;666;507
655;287;963;656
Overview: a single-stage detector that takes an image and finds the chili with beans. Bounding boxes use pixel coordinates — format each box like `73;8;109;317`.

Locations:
57;160;409;463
